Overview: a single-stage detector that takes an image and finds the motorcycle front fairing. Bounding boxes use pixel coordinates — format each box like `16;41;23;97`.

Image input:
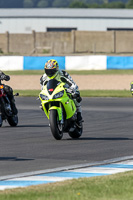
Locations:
39;79;76;120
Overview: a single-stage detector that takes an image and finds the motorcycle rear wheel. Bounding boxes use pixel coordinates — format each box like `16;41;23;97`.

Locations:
49;109;63;140
7;115;18;127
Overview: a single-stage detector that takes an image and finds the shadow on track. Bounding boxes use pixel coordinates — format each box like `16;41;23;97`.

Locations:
0;157;34;161
1;125;49;128
67;137;133;141
18;124;49;128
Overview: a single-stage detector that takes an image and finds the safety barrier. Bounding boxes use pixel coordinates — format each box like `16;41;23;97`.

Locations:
0;56;133;71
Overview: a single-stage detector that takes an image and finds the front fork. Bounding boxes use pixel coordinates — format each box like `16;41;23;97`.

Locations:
60;103;64;125
48;102;64;124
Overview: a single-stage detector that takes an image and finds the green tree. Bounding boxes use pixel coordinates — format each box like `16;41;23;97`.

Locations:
52;0;71;7
102;1;125;8
32;0;40;7
0;0;23;8
69;1;88;8
85;0;104;4
0;0;129;8
126;0;133;8
37;0;54;7
37;0;49;7
23;0;34;7
88;3;100;7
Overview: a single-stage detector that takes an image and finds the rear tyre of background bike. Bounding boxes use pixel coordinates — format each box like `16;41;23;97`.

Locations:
7;115;18;127
49;109;63;140
0;115;2;127
69;123;83;139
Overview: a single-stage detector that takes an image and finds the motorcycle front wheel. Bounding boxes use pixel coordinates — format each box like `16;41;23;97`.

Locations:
49;109;63;140
7;115;18;127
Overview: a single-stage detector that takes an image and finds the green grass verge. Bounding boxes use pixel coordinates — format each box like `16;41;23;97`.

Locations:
0;171;133;200
4;69;133;75
14;90;132;98
80;90;131;97
14;90;40;97
67;69;133;75
4;70;44;75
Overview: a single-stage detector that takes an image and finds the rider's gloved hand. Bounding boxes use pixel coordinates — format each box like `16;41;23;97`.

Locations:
0;74;10;81
71;90;82;103
4;75;10;81
0;74;5;80
74;91;82;103
66;88;73;94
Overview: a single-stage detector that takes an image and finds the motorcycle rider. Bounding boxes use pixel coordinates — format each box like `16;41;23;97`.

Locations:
0;71;18;115
40;59;83;126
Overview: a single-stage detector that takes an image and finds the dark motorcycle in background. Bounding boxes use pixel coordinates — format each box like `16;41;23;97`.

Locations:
0;75;19;127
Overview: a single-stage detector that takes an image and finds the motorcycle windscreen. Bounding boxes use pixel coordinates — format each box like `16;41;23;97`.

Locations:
47;79;61;95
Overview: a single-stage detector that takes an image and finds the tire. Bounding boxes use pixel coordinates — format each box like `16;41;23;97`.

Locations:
69;123;83;139
0;115;2;127
49;109;63;140
7;115;18;127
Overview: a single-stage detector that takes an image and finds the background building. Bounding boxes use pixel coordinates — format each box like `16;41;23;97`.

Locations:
0;8;133;33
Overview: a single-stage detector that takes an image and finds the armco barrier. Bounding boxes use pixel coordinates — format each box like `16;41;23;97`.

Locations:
1;56;133;71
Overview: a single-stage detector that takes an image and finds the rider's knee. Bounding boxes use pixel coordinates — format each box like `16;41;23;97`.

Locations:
4;85;13;96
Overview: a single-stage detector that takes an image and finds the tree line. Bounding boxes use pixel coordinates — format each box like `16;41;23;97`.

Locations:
0;0;133;9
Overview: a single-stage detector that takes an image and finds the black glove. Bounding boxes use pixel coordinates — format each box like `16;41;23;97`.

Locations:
4;75;10;81
0;73;10;81
66;88;73;94
0;74;5;80
71;91;82;103
76;95;82;103
74;91;82;103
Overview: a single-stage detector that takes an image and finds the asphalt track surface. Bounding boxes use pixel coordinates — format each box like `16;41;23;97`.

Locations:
1;97;133;177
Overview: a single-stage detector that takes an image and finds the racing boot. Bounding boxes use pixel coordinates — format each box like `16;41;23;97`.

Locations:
77;112;83;127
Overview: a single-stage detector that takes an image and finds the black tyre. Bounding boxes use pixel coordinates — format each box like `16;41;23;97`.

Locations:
0;115;2;127
69;123;83;139
49;109;63;140
7;115;18;127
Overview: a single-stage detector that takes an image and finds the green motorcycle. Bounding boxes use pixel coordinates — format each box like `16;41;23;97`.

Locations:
39;79;83;140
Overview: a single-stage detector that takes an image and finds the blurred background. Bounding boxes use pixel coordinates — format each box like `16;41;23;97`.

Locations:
0;0;133;56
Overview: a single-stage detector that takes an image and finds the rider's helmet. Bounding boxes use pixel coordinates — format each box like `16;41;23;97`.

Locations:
44;59;59;78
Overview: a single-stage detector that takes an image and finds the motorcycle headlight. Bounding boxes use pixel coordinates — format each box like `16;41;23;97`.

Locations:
40;94;49;100
53;90;64;99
